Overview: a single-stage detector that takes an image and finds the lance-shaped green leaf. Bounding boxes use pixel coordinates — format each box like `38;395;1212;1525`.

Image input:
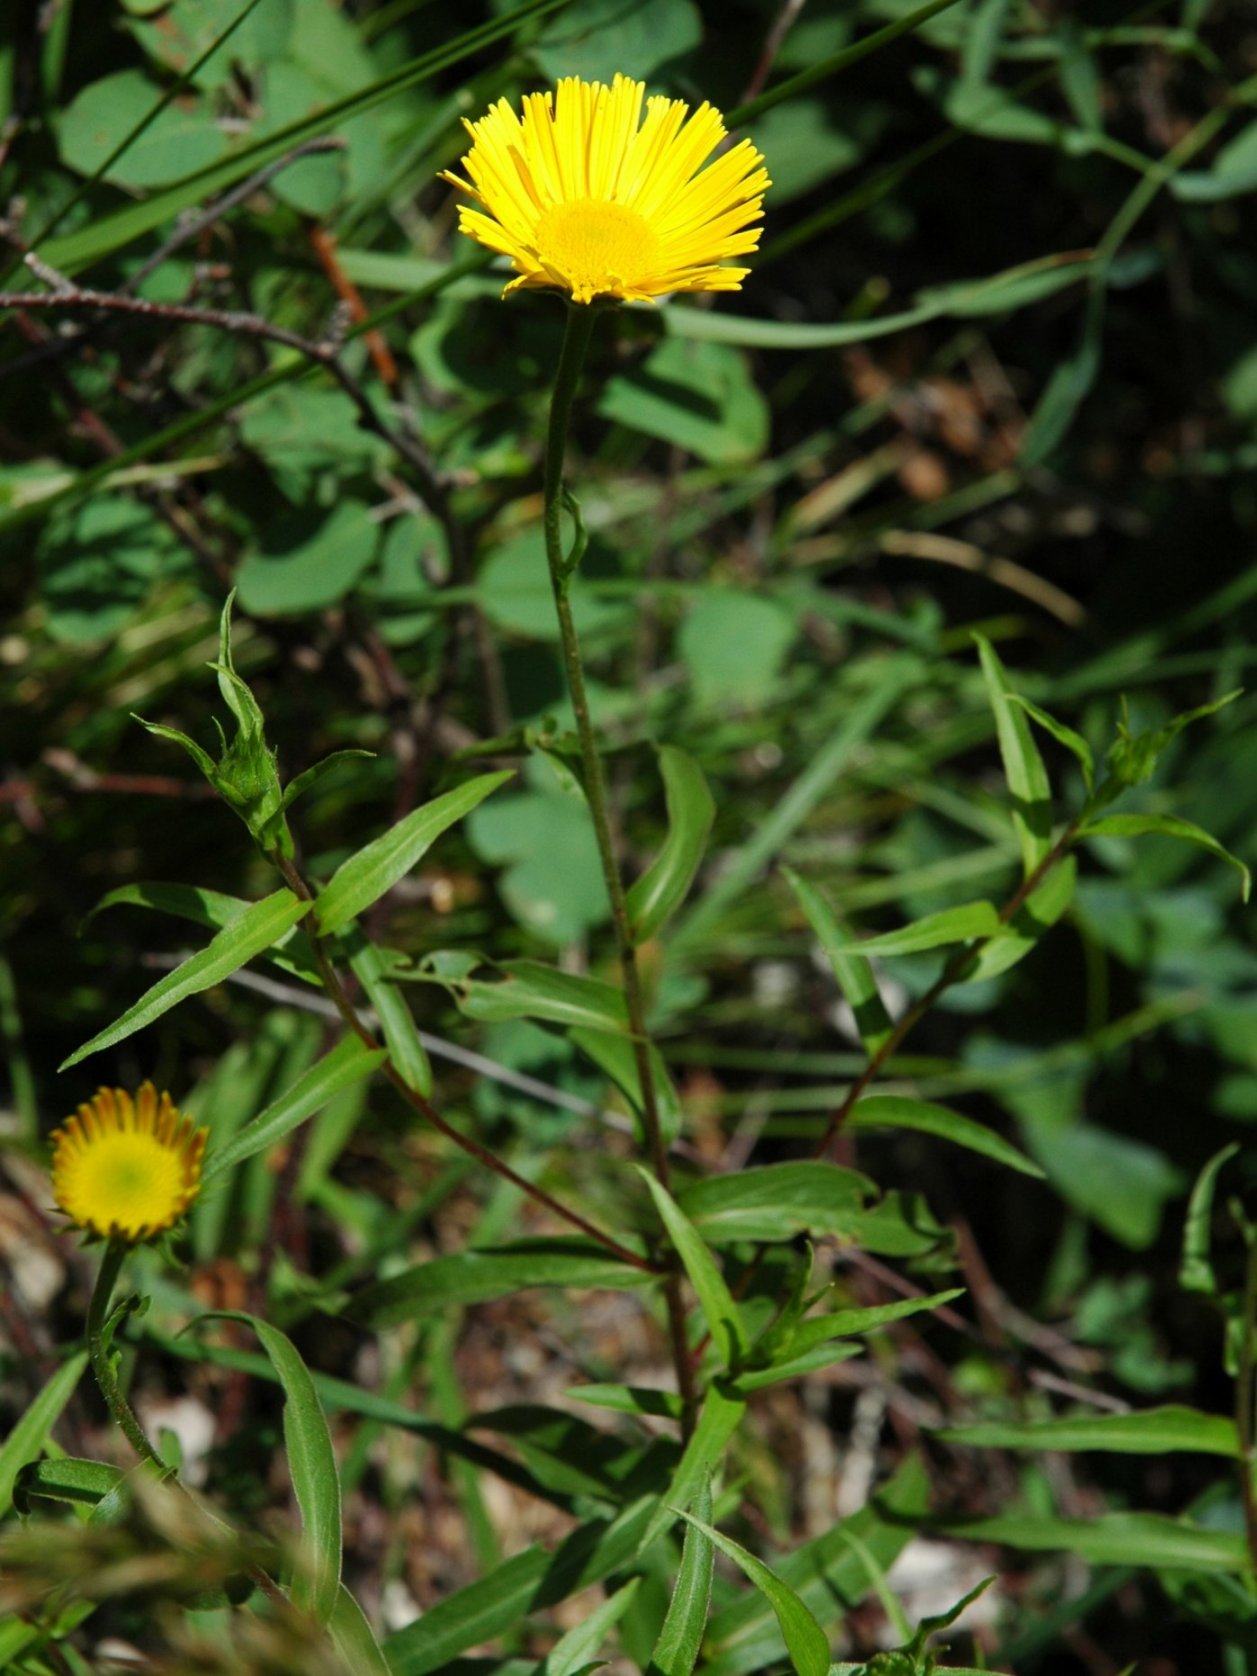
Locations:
938;1405;1239;1458
1008;694;1094;793
732;1342;866;1393
571;1026;683;1143
534;1577;641;1676
350;1238;653;1327
202;1035;387;1186
642;1384;746;1550
790;1289;967;1355
941;1510;1249;1573
824;900;1002;958
280;750;376;815
1081;812;1251;902
627;746;716;944
650;1481;714;1676
784;869;892;1054
314;771;512;935
975;634;1052;874
638;1170;748;1365
199;1313;341;1622
60;889;309;1069
346;933;431;1095
1181;1143;1240;1295
0;1352;88;1516
965;856;1075;983
458;961;629;1033
330;1584;393;1676
82;880;320;985
674;1514;831;1676
849;1095;1045;1179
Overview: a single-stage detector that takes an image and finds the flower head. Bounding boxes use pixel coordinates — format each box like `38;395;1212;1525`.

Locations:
440;74;769;304
51;1084;207;1243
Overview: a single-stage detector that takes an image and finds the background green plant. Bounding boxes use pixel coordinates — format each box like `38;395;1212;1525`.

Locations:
3;0;1257;1672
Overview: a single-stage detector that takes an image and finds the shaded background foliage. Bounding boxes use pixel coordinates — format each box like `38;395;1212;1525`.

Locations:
3;0;1257;1671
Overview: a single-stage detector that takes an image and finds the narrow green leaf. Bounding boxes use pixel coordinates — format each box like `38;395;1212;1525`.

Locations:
346;933;431;1095
674;1515;830;1676
1081;813;1251;901
974;635;1053;873
678;1162;874;1244
643;1384;746;1549
1008;695;1094;792
385;1546;550;1676
459;960;628;1033
627;746;716;945
280;750;376;814
965;856;1075;983
938;1405;1239;1458
0;1353;88;1516
1181;1144;1240;1295
637;1171;747;1365
202;1036;386;1186
330;1583;393;1676
849;1094;1046;1179
350;1238;652;1327
315;771;511;934
731;1342;865;1393
567;1384;685;1421
650;1481;714;1676
199;1313;341;1622
790;1289;967;1354
535;1578;641;1676
81;880;320;984
942;1510;1249;1573
818;898;1002;958
570;1028;683;1144
784;870;893;1054
60;889;309;1069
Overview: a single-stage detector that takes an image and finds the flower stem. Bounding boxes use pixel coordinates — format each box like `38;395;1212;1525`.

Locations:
542;303;698;1433
87;1240;170;1472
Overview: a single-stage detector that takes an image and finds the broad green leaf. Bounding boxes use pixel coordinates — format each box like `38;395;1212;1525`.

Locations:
598;338;769;466
678;1162;874;1244
200;1313;341;1622
942;1511;1249;1573
0;1353;88;1516
14;1456;124;1513
675;1515;830;1676
532;0;700;83
638;1171;747;1365
938;1405;1238;1458
627;746;716;945
202;1035;386;1186
849;1095;1046;1179
350;1238;652;1327
650;1480;714;1676
1181;1144;1239;1295
1024;1120;1183;1250
346;934;431;1095
60;889;309;1069
1008;695;1094;792
825;900;1002;958
1173;118;1257;201
59;69;227;187
330;1583;393;1676
1081;813;1251;902
534;1577;641;1676
679;592;797;710
314;772;511;935
236;501;379;615
458;961;629;1034
784;870;893;1055
975;635;1053;873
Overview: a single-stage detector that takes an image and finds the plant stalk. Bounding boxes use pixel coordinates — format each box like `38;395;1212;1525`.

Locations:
87;1240;171;1472
541;303;698;1433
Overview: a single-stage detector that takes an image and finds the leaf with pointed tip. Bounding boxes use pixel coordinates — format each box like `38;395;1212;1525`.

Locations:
627;746;716;944
637;1170;747;1365
784;869;892;1054
938;1405;1238;1458
61;889;309;1069
975;634;1052;873
850;1095;1045;1179
673;1514;830;1676
650;1481;714;1676
0;1353;89;1517
1082;812;1250;902
1181;1143;1240;1295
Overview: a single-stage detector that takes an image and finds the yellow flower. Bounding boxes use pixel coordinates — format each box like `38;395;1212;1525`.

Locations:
51;1084;208;1243
440;73;769;304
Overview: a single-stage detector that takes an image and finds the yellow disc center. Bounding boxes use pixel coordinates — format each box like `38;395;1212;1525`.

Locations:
533;199;659;298
60;1132;187;1238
